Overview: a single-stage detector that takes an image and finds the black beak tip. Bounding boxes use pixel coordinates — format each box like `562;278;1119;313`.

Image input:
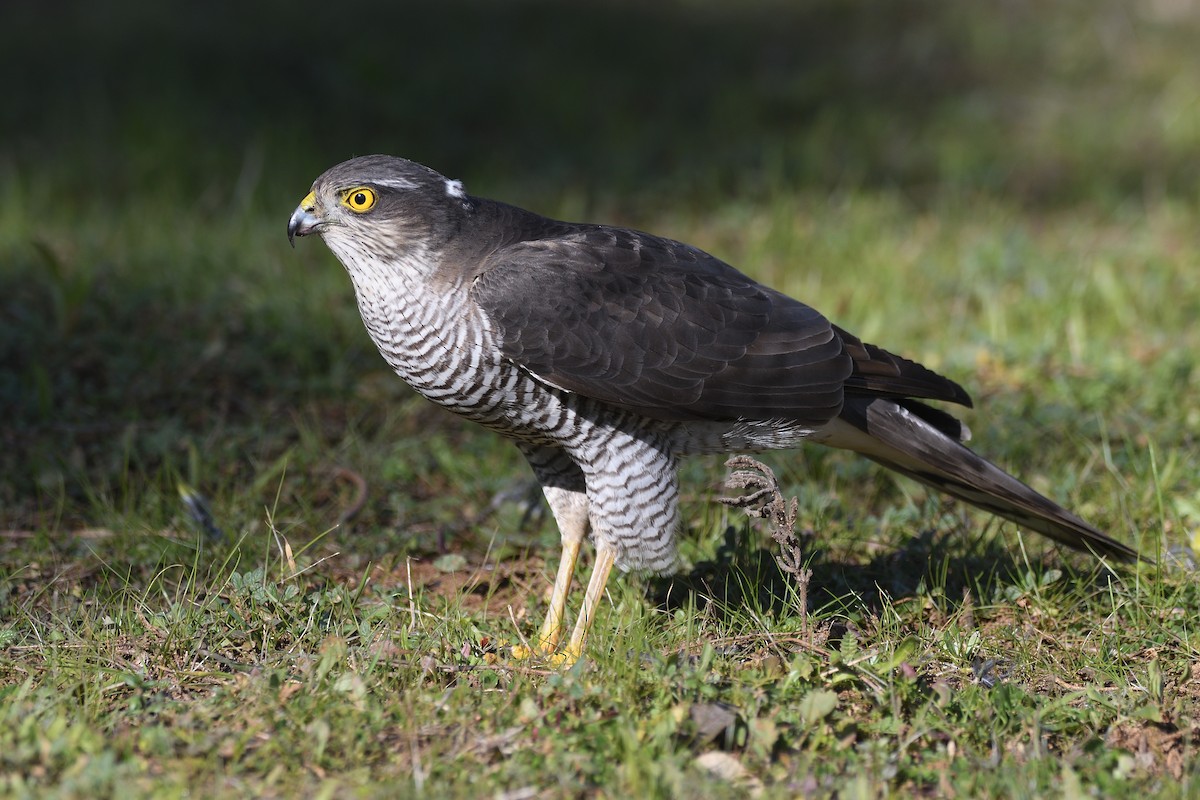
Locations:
287;215;302;248
288;203;318;248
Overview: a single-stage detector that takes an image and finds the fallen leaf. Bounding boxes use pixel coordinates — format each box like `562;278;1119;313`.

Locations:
693;752;763;797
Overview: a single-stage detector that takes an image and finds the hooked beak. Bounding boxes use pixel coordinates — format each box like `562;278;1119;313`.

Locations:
287;191;320;247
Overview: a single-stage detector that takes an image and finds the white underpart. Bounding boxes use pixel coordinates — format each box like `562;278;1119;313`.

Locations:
444;178;466;199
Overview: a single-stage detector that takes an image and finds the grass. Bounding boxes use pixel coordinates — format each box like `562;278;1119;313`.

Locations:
2;0;1199;796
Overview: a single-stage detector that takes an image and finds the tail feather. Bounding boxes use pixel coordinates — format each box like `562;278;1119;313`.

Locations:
817;395;1143;563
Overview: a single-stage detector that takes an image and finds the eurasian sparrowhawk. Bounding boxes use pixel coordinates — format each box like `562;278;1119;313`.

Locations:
288;155;1140;662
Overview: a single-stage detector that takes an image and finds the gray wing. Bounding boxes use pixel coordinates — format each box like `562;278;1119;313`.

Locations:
469;226;965;425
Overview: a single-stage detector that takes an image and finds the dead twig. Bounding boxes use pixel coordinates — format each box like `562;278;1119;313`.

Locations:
719;456;814;636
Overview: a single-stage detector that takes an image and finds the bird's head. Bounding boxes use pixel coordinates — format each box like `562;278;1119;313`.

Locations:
287;155;472;266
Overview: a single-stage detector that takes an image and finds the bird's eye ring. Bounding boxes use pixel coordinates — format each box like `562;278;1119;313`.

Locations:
343;187;377;213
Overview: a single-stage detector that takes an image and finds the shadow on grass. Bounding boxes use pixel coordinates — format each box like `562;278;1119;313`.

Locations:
0;245;378;520
656;523;1122;625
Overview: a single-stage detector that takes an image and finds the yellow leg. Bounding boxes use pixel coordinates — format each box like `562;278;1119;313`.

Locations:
512;535;582;659
550;544;617;667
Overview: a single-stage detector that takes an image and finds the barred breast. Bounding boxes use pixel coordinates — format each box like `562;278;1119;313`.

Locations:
343;258;686;572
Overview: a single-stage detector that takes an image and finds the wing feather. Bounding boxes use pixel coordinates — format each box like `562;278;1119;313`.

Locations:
470;226;850;424
468;222;972;424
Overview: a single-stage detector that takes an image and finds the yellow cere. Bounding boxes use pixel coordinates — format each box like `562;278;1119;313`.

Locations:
343;186;377;213
300;190;316;210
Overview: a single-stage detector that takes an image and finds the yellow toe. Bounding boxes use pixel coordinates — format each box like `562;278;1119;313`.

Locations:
511;635;557;661
547;645;582;668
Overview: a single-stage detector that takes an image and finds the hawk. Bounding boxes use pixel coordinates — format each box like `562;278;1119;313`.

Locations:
288;155;1140;663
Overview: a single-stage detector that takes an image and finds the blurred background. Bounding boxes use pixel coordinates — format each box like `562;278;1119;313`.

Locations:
8;0;1200;205
2;0;1197;558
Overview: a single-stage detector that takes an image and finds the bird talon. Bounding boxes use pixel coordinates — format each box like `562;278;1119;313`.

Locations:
510;643;536;660
547;646;582;668
511;639;554;661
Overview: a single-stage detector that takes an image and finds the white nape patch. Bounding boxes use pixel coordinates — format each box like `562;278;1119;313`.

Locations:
374;177;419;191
444;178;466;199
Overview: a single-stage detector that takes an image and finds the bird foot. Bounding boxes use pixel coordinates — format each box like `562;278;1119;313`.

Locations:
510;642;541;660
510;639;581;667
510;636;558;661
547;645;582;668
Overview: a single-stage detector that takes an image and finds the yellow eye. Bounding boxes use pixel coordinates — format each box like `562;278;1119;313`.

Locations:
343;187;377;213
